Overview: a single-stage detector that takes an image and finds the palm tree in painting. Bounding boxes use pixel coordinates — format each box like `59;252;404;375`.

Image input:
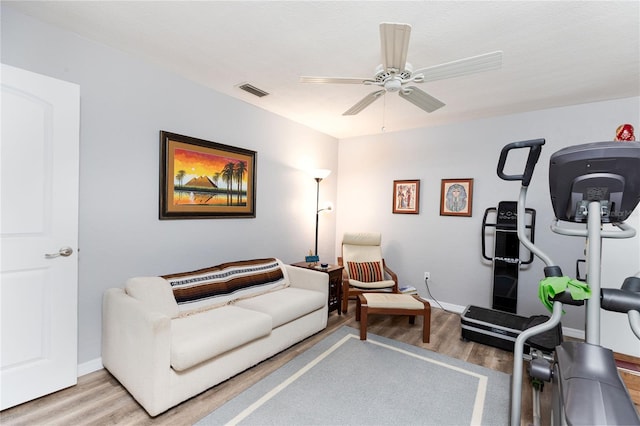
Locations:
175;170;187;200
221;162;236;205
176;170;186;187
234;161;247;204
212;172;221;189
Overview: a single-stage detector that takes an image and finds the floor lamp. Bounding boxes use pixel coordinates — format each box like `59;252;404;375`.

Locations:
313;169;331;256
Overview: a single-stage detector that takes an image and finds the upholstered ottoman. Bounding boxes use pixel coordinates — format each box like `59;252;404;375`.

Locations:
356;293;431;343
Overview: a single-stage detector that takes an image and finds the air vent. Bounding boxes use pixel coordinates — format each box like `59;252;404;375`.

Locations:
238;83;269;98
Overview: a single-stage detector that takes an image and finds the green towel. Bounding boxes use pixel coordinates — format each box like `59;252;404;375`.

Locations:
538;276;591;312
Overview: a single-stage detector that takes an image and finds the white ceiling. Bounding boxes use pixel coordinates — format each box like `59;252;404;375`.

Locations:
7;1;640;139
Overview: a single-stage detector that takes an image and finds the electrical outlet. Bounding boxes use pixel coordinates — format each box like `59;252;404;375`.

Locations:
424;272;431;281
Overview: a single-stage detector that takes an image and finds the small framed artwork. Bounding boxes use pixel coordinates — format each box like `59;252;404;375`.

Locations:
440;178;473;217
392;180;420;214
159;131;257;219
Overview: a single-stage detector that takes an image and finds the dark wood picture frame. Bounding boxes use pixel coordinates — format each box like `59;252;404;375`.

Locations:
440;178;473;217
392;180;420;214
159;131;256;219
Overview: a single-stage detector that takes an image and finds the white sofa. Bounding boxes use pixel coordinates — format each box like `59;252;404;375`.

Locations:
102;258;328;416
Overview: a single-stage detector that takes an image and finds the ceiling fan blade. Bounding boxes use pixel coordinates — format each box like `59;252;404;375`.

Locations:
413;51;503;82
299;76;372;84
343;90;385;116
380;23;411;72
399;86;445;113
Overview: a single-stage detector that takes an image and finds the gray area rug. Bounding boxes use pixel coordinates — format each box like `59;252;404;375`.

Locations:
197;326;510;425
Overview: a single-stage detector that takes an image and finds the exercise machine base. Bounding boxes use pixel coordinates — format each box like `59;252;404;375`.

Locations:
553;341;639;425
461;305;561;353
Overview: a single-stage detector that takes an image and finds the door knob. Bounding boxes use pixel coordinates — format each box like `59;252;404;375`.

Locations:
45;247;74;259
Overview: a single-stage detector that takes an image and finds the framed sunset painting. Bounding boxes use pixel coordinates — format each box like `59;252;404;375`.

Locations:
159;131;256;219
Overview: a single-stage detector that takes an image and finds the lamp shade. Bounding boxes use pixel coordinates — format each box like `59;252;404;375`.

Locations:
311;169;331;180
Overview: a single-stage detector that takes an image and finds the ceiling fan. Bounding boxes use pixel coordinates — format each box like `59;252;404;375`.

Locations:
300;23;503;116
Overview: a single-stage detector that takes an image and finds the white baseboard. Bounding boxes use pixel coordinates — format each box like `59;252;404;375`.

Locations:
425;299;466;314
78;357;103;377
560;327;584;340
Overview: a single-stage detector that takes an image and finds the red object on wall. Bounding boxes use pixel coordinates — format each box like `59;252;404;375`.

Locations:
615;123;635;141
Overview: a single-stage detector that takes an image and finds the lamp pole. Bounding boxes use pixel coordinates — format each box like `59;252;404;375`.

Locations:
314;177;321;256
311;169;330;257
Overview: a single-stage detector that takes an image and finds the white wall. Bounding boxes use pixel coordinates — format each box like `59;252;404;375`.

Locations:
1;6;339;366
601;205;640;356
336;97;640;332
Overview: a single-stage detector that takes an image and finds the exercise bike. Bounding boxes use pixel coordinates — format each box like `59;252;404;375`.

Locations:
496;139;640;425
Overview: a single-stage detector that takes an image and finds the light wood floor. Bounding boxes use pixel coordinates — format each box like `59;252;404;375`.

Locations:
1;301;636;425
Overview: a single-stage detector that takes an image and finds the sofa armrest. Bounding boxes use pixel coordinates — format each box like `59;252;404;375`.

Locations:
102;288;171;416
285;264;329;300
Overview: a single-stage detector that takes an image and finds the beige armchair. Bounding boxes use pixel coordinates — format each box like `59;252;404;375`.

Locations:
337;232;399;313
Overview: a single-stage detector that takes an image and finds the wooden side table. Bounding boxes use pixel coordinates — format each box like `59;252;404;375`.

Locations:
291;262;343;315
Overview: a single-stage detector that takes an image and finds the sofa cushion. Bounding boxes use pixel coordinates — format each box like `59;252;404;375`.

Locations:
234;287;325;328
170;305;272;371
163;258;289;315
125;276;180;318
347;261;384;283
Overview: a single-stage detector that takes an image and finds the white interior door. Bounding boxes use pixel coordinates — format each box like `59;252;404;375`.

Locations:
1;64;80;410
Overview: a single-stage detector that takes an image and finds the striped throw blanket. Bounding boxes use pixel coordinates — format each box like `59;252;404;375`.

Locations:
163;258;288;315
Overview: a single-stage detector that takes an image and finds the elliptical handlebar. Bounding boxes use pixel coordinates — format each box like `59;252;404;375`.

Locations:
552;219;637;239
505;139;559;425
602;275;640;339
497;138;545;187
601;287;640;313
601;276;640;314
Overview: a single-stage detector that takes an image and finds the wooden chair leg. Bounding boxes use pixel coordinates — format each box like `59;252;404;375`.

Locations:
422;303;431;343
408;315;416;325
358;295;368;340
342;281;349;314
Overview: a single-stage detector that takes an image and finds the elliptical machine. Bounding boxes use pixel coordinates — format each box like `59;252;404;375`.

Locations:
496;139;640;425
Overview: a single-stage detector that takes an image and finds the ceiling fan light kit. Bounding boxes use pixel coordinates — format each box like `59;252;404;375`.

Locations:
300;22;503;117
